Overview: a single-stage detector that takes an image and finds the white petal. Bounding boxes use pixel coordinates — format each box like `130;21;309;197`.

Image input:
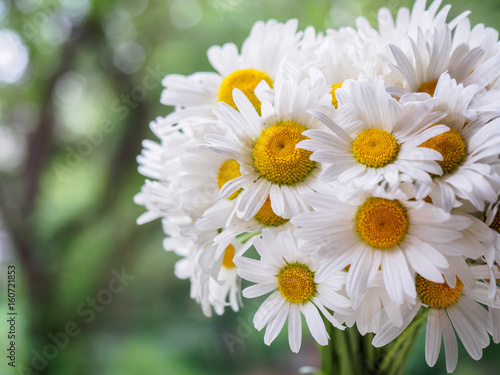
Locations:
347;247;381;307
403;241;445;283
425;309;442;367
288;304;302;353
253;291;284;330
243;283;277;298
301;303;329;346
372;303;420;347
447;304;482;360
438;309;458;373
264;303;289;345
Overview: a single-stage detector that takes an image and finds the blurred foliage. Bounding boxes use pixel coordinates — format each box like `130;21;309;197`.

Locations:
0;0;499;374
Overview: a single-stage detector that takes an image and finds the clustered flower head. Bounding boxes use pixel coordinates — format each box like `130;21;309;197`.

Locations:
135;1;500;372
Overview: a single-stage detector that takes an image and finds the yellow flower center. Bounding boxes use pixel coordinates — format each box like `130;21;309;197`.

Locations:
254;196;289;226
277;263;316;303
218;68;273;114
217;159;242;200
253;120;315;185
417;80;438;96
490;206;500;234
222;244;236;268
330;82;343;109
355;197;409;249
416;275;463;309
419;127;466;175
352;128;400;168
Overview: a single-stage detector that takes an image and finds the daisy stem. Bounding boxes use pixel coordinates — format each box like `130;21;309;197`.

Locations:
387;337;417;375
317;317;334;375
320;312;427;375
332;326;356;375
347;327;362;374
379;308;429;374
316;343;331;375
362;332;376;372
319;317;357;375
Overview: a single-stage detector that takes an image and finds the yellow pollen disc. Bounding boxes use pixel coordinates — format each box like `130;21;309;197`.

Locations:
218;68;273;114
419;127;466;175
217;159;242;200
277;263;316;303
417;80;438;96
330;82;343;109
254;197;289;227
352;128;400;168
416;275;463;309
490;207;500;234
355;197;409;249
253;120;315;185
222;244;236;268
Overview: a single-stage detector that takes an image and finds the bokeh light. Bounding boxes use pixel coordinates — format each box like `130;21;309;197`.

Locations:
0;0;10;22
0;29;29;84
170;0;202;29
0;124;26;171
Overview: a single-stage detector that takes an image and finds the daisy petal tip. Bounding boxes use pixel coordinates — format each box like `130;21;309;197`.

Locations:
241;289;252;299
333;323;346;331
371;337;384;348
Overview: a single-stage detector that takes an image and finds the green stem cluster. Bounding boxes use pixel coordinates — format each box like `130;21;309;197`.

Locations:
317;309;429;375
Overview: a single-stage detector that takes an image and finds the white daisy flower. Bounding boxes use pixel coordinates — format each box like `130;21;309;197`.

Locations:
205;69;332;220
234;229;350;353
300;78;448;190
292;185;478;307
356;0;469;47
373;265;500;373
413;108;500;212
398;73;500;210
157;19;303;134
386;22;500;98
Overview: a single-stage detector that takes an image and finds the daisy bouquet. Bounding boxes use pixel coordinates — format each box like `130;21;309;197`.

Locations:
135;1;500;373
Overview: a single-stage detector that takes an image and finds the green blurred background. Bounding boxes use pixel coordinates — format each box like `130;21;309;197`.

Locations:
0;0;499;374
